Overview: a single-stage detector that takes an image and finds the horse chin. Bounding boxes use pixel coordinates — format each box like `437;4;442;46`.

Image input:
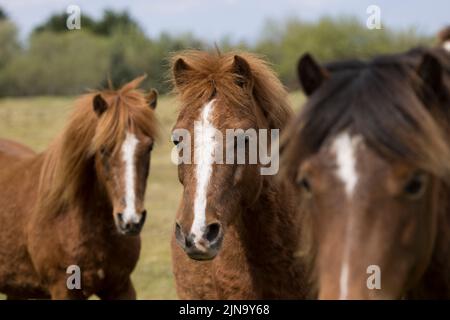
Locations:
186;250;219;261
113;219;145;237
185;240;222;261
117;227;142;237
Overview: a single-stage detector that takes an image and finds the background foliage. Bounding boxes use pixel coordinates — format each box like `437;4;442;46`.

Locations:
0;7;434;96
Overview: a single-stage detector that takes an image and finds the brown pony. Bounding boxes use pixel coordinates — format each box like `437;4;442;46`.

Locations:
281;39;450;299
169;50;309;299
0;76;158;299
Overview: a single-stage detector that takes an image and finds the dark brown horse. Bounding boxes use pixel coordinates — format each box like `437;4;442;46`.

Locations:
281;38;450;299
0;76;158;299
170;50;309;299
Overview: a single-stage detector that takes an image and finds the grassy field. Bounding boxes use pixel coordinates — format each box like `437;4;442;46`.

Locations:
0;92;304;299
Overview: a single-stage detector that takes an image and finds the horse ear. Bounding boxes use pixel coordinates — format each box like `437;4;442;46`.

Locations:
173;58;191;88
438;26;450;52
297;53;329;96
93;94;108;116
232;55;252;88
417;52;443;97
147;88;158;110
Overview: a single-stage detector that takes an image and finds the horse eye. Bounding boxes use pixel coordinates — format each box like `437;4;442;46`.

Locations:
297;177;312;194
403;173;427;198
172;134;180;146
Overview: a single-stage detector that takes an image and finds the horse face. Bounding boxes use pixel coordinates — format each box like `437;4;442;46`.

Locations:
297;132;438;299
95;131;153;235
92;92;157;236
173;98;263;260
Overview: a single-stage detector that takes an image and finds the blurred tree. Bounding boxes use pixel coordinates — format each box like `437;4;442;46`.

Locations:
0;31;109;96
1;13;434;97
103;30;206;93
255;16;433;89
94;9;142;36
32;9;141;36
102;28;148;89
33;11;96;34
0;7;8;21
217;35;249;52
0;15;20;71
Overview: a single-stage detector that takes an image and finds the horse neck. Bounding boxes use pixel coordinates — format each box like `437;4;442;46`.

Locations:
235;112;299;259
240;176;299;258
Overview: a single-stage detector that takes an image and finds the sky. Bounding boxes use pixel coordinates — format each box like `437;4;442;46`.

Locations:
0;0;449;42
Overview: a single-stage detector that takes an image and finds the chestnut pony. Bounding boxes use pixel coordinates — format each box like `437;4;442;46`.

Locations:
170;51;309;299
0;76;158;299
281;38;450;299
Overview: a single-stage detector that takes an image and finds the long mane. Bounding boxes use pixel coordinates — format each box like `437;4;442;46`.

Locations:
38;76;158;215
170;50;294;129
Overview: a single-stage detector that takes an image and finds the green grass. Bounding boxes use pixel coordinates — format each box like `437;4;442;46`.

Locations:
0;92;304;299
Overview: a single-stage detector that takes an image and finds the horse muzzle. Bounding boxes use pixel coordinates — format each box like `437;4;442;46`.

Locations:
116;210;147;236
175;221;224;260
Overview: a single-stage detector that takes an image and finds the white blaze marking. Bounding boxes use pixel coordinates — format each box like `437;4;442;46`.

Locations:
444;41;450;53
191;99;216;243
332;132;359;197
331;132;361;300
121;132;139;223
339;263;350;300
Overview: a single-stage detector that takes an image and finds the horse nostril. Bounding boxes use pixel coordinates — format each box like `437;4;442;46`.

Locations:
117;213;130;231
174;222;194;249
175;222;187;248
204;222;221;243
185;235;194;249
115;212;146;235
139;210;147;225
